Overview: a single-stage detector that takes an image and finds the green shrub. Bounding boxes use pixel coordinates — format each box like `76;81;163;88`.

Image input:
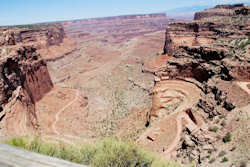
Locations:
238;37;250;49
221;157;228;163
4;136;28;148
80;143;97;165
90;139;151;167
29;137;42;152
223;133;232;143
4;137;178;167
86;138;179;167
4;137;83;164
209;126;219;132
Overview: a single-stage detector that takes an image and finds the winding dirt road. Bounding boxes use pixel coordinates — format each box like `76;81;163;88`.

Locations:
164;112;199;158
52;90;80;135
138;80;201;157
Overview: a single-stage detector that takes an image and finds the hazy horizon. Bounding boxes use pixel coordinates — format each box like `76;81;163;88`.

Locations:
1;0;250;26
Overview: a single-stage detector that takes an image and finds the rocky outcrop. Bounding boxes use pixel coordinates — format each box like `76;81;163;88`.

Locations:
0;42;53;135
194;3;248;20
163;5;250;83
0;24;78;63
46;25;65;46
0;24;65;48
0;46;53;105
0;31;16;46
147;4;250;165
160;7;250;117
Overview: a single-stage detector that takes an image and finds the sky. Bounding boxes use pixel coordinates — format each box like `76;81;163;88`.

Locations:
1;0;250;26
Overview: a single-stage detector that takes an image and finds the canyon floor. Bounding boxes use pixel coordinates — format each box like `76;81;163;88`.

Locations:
0;6;249;167
39;30;166;142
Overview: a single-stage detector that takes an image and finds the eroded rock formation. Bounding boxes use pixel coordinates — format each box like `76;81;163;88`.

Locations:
146;4;250;165
0;24;65;48
162;5;250;83
0;47;53;104
194;3;249;20
0;25;56;136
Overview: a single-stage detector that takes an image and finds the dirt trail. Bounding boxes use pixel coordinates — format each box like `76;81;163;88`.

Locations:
138;80;201;157
237;82;250;94
52;90;80;135
164;112;199;158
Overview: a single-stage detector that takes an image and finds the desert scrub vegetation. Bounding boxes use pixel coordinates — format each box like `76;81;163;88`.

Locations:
4;137;179;167
208;126;219;132
221;157;229;163
4;136;83;163
233;37;250;50
223;132;232;143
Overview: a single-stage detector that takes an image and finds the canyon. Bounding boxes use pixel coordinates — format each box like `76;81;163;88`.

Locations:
0;4;249;167
0;13;170;142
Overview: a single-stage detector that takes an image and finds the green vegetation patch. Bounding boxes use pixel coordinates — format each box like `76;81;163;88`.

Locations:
5;137;83;163
223;133;232;143
234;37;250;50
4;137;179;167
221;157;229;163
208;126;219;132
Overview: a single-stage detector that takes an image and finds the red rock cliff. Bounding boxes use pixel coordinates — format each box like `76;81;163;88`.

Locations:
148;5;250;163
0;46;53;105
162;4;250;82
0;24;65;49
194;3;249;20
153;4;250;122
0;25;55;133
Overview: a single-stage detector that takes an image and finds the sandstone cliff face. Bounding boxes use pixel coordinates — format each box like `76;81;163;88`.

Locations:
0;26;54;135
194;3;249;20
0;24;65;48
163;7;250;82
155;5;250;165
160;6;250;119
0;23;76;65
0;46;53;108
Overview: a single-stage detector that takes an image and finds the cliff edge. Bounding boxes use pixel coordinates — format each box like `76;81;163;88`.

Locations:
0;25;58;137
145;4;249;166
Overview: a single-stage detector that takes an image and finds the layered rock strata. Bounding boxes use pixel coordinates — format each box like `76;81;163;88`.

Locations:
147;4;250;165
159;5;250;118
0;47;53;105
0;25;55;135
62;13;169;43
194;3;249;20
0;24;64;48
